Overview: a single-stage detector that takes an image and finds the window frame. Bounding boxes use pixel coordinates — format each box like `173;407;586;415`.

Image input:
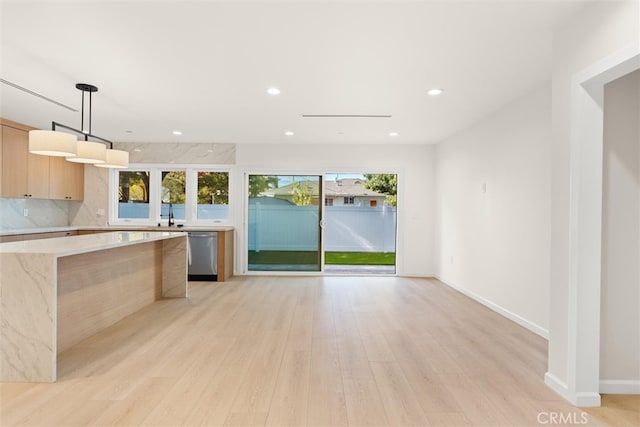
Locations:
108;164;232;226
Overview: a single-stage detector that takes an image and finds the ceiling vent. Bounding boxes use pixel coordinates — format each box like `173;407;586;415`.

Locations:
0;79;78;112
301;114;392;118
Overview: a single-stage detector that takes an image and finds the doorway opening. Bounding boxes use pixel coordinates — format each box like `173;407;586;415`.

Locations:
245;172;397;274
323;173;397;274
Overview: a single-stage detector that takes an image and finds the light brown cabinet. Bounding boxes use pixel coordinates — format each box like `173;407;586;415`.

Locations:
26;231;78;240
0;234;23;243
1;124;27;197
49;157;84;200
0;230;78;243
217;230;234;282
0;119;84;201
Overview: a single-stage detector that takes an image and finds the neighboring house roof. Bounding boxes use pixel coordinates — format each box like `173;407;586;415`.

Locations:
324;179;386;198
261;179;386;198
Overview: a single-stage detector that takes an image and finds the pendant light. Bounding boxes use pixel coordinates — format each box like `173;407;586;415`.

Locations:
28;83;129;168
94;149;129;169
65;84;105;164
28;130;77;157
66;140;106;164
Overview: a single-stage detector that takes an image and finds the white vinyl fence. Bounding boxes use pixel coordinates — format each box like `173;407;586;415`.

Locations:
249;204;396;253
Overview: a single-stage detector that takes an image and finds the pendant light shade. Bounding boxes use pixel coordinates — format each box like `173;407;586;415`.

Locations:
94;149;129;169
29;130;77;157
66;140;106;164
27;83;129;168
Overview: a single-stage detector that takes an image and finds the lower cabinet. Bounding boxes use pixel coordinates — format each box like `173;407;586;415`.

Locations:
217;230;234;282
26;231;79;240
0;231;78;243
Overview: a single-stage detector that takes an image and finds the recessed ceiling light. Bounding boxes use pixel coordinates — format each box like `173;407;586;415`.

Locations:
389;132;399;137
172;130;182;135
133;148;142;152
207;149;214;153
125;130;133;134
428;88;444;96
284;131;294;136
267;87;281;95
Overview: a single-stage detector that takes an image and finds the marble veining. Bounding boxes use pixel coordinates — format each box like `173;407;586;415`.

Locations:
161;237;189;298
0;225;233;237
0;198;70;230
114;142;235;164
0;232;188;382
69;165;109;227
0;231;185;256
0;253;57;381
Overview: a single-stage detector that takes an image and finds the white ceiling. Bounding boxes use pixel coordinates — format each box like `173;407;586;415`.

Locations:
1;1;588;145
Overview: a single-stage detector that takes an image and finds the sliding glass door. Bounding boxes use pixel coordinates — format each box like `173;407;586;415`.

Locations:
247;175;322;272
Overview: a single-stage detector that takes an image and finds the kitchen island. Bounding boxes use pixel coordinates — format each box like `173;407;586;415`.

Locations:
0;231;188;382
0;225;235;282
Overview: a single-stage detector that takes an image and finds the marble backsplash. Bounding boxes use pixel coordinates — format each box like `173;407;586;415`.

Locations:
69;165;109;227
0;198;73;230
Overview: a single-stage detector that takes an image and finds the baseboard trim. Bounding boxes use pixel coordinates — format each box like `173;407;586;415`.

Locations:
399;272;436;278
435;275;549;339
574;392;602;407
544;372;602;407
545;371;570;400
600;380;640;394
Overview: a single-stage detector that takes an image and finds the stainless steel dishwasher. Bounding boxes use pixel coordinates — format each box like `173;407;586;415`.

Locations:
188;232;218;281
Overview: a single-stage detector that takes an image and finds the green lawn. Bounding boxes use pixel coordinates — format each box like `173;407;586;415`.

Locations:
248;251;395;266
248;251;319;265
325;251;396;265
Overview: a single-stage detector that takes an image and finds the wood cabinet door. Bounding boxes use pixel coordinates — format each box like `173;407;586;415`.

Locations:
49;157;84;200
68;162;84;200
27;149;50;199
1;125;29;198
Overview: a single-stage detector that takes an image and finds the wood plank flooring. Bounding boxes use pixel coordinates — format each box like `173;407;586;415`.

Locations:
1;276;638;426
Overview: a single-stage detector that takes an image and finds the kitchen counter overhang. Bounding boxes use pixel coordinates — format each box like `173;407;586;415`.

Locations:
0;231;188;382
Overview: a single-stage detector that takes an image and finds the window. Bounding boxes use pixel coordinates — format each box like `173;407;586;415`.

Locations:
161;171;186;221
197;171;229;220
370;200;377;207
118;170;150;219
344;196;355;205
325;197;333;206
112;167;230;223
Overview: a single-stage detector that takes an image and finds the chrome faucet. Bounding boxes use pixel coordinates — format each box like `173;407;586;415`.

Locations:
168;202;175;227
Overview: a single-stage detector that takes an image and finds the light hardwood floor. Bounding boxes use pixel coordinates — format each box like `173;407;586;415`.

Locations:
1;276;638;426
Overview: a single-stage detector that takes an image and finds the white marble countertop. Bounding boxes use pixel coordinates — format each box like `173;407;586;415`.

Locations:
0;231;186;257
0;225;234;236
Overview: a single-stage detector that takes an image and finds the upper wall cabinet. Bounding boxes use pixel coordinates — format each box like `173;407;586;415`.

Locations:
0;119;84;201
49;157;84;200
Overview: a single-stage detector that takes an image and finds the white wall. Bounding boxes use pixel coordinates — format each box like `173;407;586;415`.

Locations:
235;143;435;276
435;85;551;337
549;0;639;393
600;69;640;389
